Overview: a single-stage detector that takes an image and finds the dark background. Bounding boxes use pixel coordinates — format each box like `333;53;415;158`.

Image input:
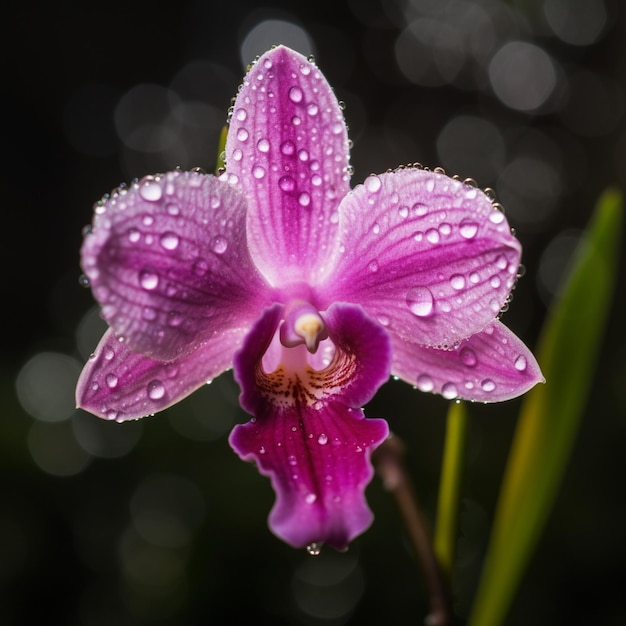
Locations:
2;1;625;624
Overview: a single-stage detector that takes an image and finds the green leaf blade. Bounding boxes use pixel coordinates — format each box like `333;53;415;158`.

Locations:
468;188;623;626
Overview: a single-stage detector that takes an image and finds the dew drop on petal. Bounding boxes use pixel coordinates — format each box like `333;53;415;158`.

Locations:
280;140;296;155
257;138;270;153
406;286;434;317
489;210;505;224
426;228;440;244
192;258;209;276
318;433;328;445
306;542;322;556
514;354;528;371
442;382;458;399
212;236;228;254
139;180;163;202
139;270;159;290
416;374;434;392
289;86;304;103
298;191;311;207
450;274;466;290
365;174;382;193
305;493;317;504
128;228;141;243
235;108;247;121
159;232;179;250
106;373;118;388
459;346;477;367
460;220;479;239
279;175;296;192
252;165;266;179
306;102;319;116
147;379;165;400
236;128;249;142
481;379;496;392
288;455;297;466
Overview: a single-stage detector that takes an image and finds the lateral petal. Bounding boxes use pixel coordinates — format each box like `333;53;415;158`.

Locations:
80;170;270;361
321;168;522;349
76;326;247;421
225;45;351;286
391;320;544;403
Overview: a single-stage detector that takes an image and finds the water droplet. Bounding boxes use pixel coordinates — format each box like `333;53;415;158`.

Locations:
495;255;508;269
192;258;209;276
318;433;328;445
450;274;466;290
311;173;322;186
127;228;141;243
489;210;505;224
235;108;247;121
514;355;528;371
139;180;162;202
288;86;304;103
442;382;458;399
159;231;179;250
305;493;317;504
490;276;502;288
167;311;184;327
372;222;380;234
399;205;409;218
211;236;228;254
257;138;270;153
142;306;157;321
280;140;296;155
306;102;319;116
142;214;154;226
469;272;480;284
103;346;115;360
298;192;311;207
236;128;249;141
106;373;118;388
291;115;301;126
306;542;322;556
439;223;452;236
426;229;440;244
365;174;382;193
406;286;434;317
416;374;434;392
460;220;479;239
279;175;296;192
426;178;435;192
259;446;266;455
78;274;90;288
489;299;501;313
166;203;180;216
252;164;266;179
139;270;159;290
368;259;379;272
288;455;297;466
459;346;477;367
147;379;165;400
298;148;309;161
481;379;496;392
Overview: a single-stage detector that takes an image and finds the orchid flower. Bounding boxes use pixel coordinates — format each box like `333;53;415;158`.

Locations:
76;45;543;552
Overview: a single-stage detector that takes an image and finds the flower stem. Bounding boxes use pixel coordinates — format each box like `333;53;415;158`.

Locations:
373;434;454;626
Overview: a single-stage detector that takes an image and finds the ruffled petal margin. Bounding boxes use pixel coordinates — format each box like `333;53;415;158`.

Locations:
230;303;391;550
391;320;544;403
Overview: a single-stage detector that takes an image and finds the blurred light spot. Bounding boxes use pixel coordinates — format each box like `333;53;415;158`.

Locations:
72;412;142;459
16;352;82;422
28;421;92;476
436;115;506;185
63;83;120;157
537;229;583;304
168;379;238;442
240;19;314;67
130;473;206;548
170;60;237;108
114;84;181;152
561;70;624;137
489;42;557;112
543;0;608;46
497;156;563;227
292;551;364;621
395;18;465;86
76;305;107;361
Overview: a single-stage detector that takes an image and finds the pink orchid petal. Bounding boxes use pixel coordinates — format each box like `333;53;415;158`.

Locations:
225;45;351;286
321;168;522;348
391;320;544;403
80;170;270;361
76;326;247;421
230;303;391;549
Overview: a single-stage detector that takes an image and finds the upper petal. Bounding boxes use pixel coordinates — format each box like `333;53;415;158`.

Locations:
77;326;247;421
230;302;391;549
81;170;270;361
391;320;544;403
225;45;351;286
320;168;522;348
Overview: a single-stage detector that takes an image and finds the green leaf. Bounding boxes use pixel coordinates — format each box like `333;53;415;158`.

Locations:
434;400;468;576
468;188;623;626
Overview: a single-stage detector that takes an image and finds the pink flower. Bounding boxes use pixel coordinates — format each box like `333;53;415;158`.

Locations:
77;46;543;551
